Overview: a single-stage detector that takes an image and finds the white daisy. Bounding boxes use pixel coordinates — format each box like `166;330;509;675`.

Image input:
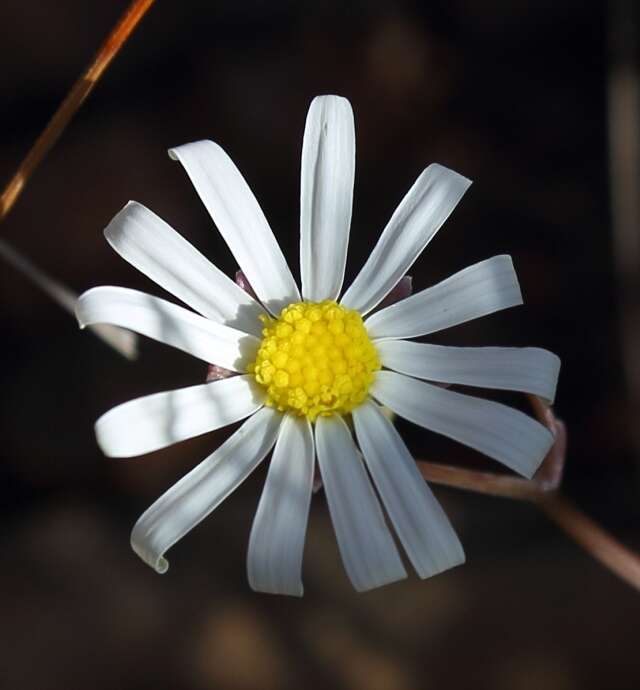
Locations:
76;95;560;596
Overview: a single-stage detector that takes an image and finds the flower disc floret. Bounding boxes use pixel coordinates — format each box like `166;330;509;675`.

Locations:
249;301;380;421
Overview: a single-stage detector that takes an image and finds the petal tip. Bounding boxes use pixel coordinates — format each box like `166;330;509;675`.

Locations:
74;293;90;328
427;162;473;188
131;525;170;573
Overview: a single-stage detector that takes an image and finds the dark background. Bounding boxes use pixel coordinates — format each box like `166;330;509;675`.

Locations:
1;1;639;689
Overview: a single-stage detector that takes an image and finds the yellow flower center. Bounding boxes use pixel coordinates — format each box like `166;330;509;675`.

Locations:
248;300;380;421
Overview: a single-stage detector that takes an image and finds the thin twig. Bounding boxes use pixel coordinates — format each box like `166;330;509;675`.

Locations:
417;397;640;592
417;461;543;501
0;0;156;221
0;238;137;359
538;494;640;592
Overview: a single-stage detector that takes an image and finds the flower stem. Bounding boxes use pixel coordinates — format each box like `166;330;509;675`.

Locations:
538;494;640;592
416;397;640;593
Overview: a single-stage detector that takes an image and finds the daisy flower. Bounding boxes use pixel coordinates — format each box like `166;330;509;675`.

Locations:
76;95;560;596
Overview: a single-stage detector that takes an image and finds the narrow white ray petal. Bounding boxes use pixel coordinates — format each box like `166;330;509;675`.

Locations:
315;415;406;592
169;141;300;314
76;286;259;371
371;371;553;478
341;164;471;315
300;95;355;301
247;414;314;596
353;400;465;578
366;255;522;340
377;341;561;404
131;407;282;574
0;237;138;359
96;375;264;458
104;201;266;336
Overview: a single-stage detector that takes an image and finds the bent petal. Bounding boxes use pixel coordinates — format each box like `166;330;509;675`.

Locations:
169;140;300;314
247;414;314;596
315;415;407;592
371;370;553;478
341;164;471;315
353;400;465;578
300;95;355;302
366;255;522;340
377;341;560;404
76;286;259;371
131;407;282;573
96;375;264;458
104;201;266;337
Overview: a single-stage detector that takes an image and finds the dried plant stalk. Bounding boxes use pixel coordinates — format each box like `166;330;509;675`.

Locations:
0;0;156;220
418;395;640;592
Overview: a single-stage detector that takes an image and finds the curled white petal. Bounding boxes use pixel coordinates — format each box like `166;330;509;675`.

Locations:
366;255;522;340
131;407;282;573
96;375;264;458
371;370;553;478
341;163;471;315
104;201;266;337
353;400;465;578
76;286;259;370
247;414;314;596
377;341;560;404
300;95;355;301
169;140;300;314
315;415;407;592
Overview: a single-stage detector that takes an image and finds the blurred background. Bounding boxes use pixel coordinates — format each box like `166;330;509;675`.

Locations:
1;1;639;688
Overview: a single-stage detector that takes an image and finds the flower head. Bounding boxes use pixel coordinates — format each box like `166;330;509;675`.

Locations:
250;300;380;420
77;95;560;595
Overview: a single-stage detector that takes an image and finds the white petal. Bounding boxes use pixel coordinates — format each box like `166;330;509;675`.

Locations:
353;400;465;578
96;375;264;458
315;415;407;592
371;371;553;478
131;407;282;573
169;141;300;314
247;414;314;596
377;341;561;404
341;164;471;314
366;255;522;340
300;95;355;301
104;201;266;337
76;286;259;371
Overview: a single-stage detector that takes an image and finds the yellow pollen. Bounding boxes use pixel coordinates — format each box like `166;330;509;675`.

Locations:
248;300;380;421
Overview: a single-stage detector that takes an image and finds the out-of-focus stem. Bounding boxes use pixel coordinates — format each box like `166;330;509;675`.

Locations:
608;0;640;459
0;0;156;221
0;238;137;359
538;494;640;593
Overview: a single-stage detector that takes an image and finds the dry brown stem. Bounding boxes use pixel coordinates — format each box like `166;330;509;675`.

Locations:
417;395;640;592
0;0;156;221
